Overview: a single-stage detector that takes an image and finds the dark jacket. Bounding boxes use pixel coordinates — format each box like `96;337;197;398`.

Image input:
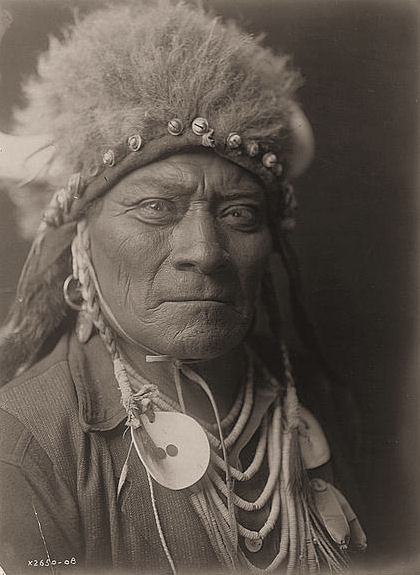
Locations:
0;332;362;574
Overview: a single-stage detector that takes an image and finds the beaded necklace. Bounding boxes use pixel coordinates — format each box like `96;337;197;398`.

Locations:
122;349;350;574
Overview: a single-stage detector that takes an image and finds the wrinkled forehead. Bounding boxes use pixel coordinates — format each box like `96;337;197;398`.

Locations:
105;151;266;201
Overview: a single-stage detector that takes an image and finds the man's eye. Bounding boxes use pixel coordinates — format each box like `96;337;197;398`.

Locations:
220;205;260;231
136;198;175;223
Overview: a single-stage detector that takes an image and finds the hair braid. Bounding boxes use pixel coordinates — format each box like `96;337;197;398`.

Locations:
72;220;117;359
71;219;146;427
267;194;339;384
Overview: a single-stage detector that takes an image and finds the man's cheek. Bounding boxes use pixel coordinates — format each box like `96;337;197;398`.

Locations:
122;235;168;280
238;263;266;302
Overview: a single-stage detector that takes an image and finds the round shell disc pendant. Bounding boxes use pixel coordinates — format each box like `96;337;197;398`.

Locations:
131;411;210;490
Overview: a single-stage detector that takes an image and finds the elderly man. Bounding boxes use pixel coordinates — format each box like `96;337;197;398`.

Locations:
0;1;365;573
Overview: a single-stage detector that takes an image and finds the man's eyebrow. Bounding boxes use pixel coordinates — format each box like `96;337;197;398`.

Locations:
119;176;265;200
218;188;265;201
123;176;194;195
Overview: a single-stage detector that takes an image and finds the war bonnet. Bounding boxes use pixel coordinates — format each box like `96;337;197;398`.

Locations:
0;0;314;382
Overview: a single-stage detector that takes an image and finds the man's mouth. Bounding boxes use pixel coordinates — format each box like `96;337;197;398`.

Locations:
162;297;232;304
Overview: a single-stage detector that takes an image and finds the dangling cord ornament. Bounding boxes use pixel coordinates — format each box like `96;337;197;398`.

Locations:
174;362;239;563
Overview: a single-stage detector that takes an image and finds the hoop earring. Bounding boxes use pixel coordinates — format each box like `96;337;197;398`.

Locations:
63;274;84;311
63;274;93;343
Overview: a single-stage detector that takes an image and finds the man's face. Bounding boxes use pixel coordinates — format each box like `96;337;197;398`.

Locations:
88;151;272;359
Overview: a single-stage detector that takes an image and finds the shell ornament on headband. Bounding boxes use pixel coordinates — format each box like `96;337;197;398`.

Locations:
0;106;313;190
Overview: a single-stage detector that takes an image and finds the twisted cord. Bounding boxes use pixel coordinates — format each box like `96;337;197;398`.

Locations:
304;502;321;574
296;496;307;572
189;490;234;569
309;507;349;572
202;477;239;568
179;363;239;552
285;467;298;574
72;220;117;357
71;220;152;427
146;469;177;575
173;363;187;413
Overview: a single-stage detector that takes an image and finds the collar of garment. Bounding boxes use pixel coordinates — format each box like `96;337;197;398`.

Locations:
68;332;127;432
67;332;279;444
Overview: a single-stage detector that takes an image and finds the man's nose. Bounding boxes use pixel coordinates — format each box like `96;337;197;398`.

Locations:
170;210;229;274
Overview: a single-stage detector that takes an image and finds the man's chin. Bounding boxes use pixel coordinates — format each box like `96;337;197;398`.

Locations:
163;337;242;361
119;303;253;360
153;320;250;361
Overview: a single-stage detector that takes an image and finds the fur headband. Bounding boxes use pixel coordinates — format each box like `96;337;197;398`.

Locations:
14;0;304;182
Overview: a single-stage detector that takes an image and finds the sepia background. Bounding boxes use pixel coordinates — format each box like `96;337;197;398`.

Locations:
0;0;418;572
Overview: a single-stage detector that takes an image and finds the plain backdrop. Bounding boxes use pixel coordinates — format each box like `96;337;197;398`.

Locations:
0;0;418;572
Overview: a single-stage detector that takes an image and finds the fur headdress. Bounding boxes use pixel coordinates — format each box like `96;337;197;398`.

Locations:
0;0;313;383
